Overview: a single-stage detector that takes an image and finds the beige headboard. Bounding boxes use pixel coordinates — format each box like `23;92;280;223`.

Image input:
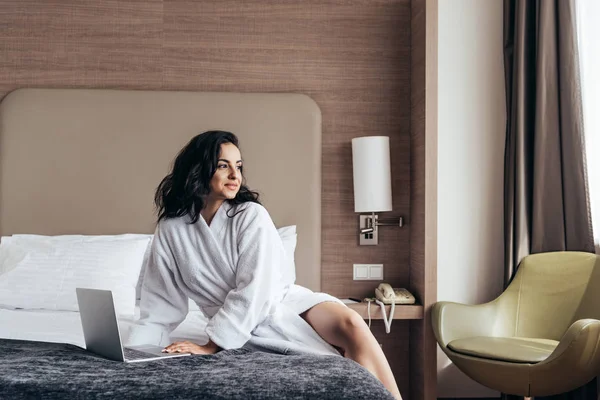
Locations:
0;88;322;291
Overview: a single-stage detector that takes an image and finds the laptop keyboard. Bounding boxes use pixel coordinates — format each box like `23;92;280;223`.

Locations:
123;347;156;361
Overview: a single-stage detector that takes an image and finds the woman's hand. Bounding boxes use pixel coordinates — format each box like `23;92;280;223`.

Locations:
162;340;221;355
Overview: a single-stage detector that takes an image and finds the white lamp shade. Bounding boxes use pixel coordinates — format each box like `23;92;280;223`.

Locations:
351;136;393;213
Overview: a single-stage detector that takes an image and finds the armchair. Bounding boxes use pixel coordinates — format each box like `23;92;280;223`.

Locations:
432;252;600;397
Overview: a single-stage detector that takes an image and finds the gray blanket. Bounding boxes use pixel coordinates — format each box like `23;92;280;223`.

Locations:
0;339;395;399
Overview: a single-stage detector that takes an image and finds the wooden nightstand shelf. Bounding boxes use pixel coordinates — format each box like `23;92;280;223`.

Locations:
347;303;424;320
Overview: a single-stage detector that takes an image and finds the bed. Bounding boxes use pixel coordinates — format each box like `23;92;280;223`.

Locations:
0;88;395;399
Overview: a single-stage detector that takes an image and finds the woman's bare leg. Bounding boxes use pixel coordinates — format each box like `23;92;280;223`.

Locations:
301;302;402;400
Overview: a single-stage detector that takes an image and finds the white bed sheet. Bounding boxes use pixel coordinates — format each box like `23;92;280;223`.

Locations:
0;307;209;348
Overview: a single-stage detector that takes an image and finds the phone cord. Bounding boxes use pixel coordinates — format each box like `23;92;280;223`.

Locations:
375;299;395;333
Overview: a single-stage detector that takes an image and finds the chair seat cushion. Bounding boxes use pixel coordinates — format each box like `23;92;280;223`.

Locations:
447;336;559;363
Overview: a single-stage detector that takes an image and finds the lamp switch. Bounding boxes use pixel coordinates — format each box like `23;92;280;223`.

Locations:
353;264;384;280
359;215;378;245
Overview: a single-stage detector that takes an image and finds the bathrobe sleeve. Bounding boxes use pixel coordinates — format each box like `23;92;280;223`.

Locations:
205;204;285;349
127;224;189;347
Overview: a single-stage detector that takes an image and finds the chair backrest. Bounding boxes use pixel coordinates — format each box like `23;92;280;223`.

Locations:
499;252;600;340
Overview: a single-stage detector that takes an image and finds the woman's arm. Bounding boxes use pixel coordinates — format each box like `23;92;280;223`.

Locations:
128;225;189;347
204;204;286;350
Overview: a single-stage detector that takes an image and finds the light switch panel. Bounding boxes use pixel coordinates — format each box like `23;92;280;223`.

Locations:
353;264;384;280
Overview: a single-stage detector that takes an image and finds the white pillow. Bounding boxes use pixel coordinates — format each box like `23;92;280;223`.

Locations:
0;234;154;299
0;237;17;276
0;236;150;315
8;234;153;242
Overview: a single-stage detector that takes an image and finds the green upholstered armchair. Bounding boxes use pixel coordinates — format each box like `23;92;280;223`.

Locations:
432;252;600;397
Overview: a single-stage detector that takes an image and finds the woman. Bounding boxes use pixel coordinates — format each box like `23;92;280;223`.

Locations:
129;130;402;399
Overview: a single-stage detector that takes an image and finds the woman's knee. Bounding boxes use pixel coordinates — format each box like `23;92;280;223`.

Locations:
337;310;370;342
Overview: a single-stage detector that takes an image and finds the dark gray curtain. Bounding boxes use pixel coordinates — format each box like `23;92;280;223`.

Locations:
503;0;596;399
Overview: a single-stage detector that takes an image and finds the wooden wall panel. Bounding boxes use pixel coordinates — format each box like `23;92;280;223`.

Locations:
0;0;164;88
410;0;438;399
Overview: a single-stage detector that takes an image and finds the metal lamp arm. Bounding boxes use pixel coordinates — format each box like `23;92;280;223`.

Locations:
376;218;403;227
359;214;403;234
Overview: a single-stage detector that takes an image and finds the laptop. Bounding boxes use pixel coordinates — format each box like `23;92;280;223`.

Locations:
76;287;191;363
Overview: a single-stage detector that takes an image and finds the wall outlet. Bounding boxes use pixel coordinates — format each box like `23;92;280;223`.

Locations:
353;264;384;280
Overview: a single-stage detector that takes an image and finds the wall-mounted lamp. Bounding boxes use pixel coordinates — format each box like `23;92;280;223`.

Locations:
351;136;403;245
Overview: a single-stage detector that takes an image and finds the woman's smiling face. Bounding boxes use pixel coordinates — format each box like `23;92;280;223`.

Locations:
208;142;243;202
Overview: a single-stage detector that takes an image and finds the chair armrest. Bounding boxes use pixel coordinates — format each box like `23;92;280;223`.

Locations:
528;319;600;393
539;318;600;367
432;301;499;347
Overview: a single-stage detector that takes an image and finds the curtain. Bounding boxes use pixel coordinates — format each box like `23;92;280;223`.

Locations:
503;0;595;399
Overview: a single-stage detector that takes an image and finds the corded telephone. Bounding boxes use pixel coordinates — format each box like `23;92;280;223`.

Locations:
374;283;416;305
365;284;416;334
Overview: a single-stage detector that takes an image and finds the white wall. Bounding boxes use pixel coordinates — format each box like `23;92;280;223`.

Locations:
579;0;600;248
437;0;506;397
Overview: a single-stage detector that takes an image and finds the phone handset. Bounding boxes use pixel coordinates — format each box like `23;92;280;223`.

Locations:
375;284;416;305
375;283;396;303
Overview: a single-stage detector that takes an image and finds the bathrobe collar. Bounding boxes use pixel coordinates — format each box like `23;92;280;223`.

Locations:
199;201;229;236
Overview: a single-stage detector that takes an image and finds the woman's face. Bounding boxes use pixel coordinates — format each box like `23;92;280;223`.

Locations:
208;143;242;202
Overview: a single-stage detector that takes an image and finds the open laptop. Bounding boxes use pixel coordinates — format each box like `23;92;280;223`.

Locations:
76;287;191;363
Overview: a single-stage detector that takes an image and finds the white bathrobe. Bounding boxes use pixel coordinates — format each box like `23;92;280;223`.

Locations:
128;201;343;356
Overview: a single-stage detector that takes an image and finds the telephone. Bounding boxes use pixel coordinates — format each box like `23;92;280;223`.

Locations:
365;284;416;334
374;283;416;305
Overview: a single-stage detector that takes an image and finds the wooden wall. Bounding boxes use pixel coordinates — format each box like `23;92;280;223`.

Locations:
410;0;438;398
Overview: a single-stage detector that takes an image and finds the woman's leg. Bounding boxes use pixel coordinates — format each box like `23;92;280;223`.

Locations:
300;302;402;400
